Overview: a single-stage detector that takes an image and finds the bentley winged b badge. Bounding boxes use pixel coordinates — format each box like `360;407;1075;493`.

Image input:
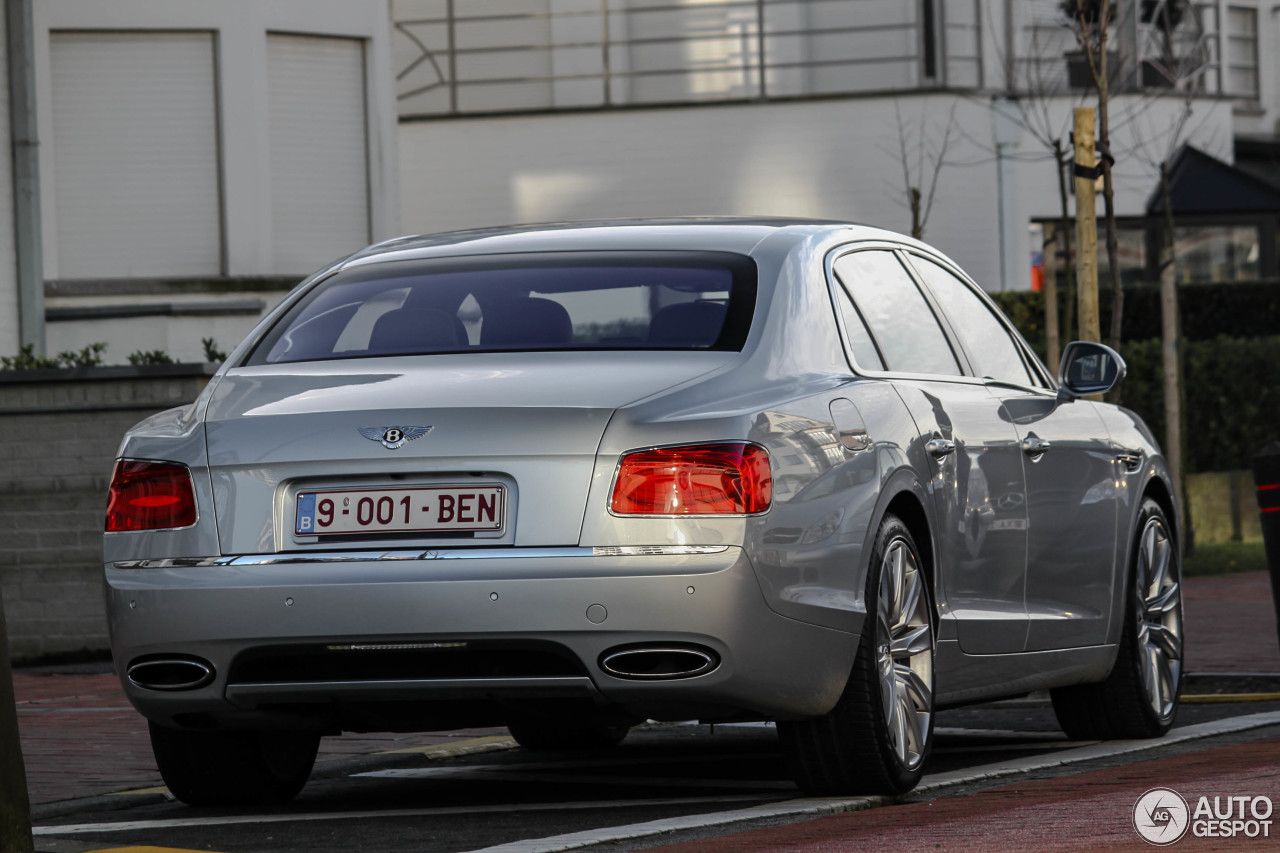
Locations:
359;425;433;450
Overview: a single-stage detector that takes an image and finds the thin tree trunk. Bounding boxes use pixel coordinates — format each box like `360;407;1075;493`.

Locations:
1096;11;1124;361
1050;139;1074;367
1074;108;1101;346
1160;160;1183;517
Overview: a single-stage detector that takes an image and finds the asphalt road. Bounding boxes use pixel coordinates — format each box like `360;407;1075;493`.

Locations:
29;693;1280;853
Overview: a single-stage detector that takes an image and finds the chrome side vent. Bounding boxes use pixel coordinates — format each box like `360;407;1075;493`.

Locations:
1116;450;1144;473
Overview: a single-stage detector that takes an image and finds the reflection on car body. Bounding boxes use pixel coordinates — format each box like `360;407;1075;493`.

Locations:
104;219;1184;805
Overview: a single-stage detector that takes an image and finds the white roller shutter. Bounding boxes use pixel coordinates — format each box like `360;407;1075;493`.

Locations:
268;34;370;274
50;32;221;279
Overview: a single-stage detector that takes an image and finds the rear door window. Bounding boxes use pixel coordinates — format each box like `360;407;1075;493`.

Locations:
833;251;960;376
248;252;757;365
907;256;1038;387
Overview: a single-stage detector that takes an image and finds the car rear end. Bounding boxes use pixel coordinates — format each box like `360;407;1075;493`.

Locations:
104;232;857;737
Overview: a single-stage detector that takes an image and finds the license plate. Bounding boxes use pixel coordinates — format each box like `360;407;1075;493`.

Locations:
295;486;505;536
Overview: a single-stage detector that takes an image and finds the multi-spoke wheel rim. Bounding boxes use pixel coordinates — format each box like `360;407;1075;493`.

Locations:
1136;515;1183;721
875;536;934;770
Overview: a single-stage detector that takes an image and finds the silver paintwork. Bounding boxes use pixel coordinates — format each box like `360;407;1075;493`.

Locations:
104;219;1177;739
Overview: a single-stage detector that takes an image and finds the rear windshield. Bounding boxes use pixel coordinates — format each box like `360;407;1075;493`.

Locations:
247;251;757;365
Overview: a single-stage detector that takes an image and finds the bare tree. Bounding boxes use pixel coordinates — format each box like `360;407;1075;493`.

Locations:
889;99;959;240
1128;83;1216;512
1060;0;1126;353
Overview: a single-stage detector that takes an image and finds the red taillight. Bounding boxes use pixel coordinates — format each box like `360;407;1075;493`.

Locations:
611;443;772;515
105;460;198;532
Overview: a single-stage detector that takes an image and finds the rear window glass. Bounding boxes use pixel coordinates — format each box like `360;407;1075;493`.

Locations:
248;251;757;365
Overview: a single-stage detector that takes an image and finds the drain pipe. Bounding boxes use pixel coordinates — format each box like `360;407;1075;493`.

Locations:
7;0;44;354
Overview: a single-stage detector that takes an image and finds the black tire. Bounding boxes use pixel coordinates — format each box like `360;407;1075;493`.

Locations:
149;722;319;806
779;513;935;796
507;716;632;751
1051;497;1183;739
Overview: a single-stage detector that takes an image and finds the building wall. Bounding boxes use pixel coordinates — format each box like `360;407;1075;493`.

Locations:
0;368;212;661
398;92;1234;292
19;0;399;365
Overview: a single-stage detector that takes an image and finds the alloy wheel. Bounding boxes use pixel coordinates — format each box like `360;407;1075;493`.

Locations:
874;536;934;770
1135;515;1183;721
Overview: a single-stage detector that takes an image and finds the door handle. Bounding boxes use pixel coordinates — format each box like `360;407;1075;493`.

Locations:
1022;436;1052;456
926;438;955;458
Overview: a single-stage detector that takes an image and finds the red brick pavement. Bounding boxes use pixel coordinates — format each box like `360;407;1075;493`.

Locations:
643;739;1280;853
1182;572;1280;673
11;670;508;805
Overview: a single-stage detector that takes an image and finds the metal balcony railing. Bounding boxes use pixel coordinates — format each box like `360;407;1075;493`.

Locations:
393;0;985;117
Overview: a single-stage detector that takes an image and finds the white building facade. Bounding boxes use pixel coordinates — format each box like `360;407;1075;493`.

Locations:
0;1;1275;362
392;0;1274;293
0;0;399;363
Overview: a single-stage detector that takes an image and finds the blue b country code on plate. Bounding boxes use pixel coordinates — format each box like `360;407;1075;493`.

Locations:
295;485;504;536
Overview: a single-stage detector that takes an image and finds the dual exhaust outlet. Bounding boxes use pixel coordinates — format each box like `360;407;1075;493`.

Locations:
598;644;719;680
127;644;719;691
126;657;215;692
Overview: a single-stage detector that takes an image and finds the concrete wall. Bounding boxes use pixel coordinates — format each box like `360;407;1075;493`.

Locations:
0;366;211;661
398;92;1234;293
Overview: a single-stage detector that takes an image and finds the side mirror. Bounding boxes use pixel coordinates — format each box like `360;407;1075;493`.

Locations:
1058;340;1126;399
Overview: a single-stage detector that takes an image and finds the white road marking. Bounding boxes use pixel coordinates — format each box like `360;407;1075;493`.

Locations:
468;711;1280;853
31;794;776;836
34;710;1280;845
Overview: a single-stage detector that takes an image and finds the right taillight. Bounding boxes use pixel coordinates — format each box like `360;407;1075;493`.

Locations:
105;460;198;532
610;442;772;515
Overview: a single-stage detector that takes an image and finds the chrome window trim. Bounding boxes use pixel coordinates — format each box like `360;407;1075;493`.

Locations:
823;241;1056;392
824;242;977;384
898;248;1056;391
112;544;730;569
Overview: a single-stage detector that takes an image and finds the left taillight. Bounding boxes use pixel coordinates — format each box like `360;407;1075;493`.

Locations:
610;442;772;515
105;460;198;532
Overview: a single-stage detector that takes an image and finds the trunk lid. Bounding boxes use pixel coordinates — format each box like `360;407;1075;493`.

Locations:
203;351;733;553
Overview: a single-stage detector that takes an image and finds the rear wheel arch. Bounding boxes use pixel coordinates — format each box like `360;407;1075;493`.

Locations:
882;489;937;623
1140;474;1179;550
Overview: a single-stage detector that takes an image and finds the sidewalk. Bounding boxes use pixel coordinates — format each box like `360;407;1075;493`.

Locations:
9;570;1280;808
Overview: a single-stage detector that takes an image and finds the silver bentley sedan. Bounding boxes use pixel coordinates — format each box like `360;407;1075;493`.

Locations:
104;219;1183;804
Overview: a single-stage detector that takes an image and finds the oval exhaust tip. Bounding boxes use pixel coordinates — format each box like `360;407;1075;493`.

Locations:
127;657;215;691
600;646;719;680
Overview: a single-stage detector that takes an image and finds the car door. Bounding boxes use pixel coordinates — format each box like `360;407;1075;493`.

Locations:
830;248;1030;655
905;253;1119;652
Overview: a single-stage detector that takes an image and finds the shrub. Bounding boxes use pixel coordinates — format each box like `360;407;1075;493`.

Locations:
1109;336;1280;474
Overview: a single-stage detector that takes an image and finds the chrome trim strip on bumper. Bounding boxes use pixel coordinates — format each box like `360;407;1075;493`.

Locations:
225;676;599;707
113;544;731;569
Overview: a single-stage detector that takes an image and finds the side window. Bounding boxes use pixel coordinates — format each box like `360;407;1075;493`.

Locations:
832;285;885;371
909;256;1036;387
834;251;960;376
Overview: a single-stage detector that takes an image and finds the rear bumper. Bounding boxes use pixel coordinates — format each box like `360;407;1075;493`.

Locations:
105;546;859;730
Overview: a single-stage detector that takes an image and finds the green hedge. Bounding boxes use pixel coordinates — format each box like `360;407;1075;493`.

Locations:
991;281;1280;359
1117;335;1280;474
990;283;1280;474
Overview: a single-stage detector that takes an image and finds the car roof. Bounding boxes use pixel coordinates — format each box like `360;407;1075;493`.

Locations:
338;217;914;268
